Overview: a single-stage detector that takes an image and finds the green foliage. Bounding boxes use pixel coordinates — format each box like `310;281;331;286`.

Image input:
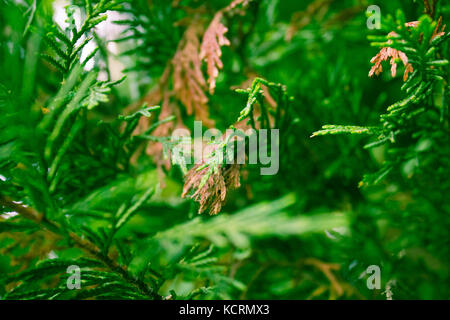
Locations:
42;0;123;74
113;0;184;75
313;11;449;187
0;0;449;300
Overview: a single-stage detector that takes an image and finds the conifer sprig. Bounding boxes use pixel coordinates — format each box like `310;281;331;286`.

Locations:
312;11;449;186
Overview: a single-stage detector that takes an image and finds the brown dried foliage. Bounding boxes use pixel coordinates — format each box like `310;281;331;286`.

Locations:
200;0;250;94
127;22;211;174
423;0;437;19
369;46;412;81
432;16;446;40
173;24;214;127
129;0;253;183
182;163;241;215
200;12;230;94
369;18;446;82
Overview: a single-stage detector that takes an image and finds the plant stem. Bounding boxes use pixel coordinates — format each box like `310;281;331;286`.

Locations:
0;195;161;300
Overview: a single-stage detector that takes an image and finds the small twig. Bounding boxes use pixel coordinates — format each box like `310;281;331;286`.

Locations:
0;196;43;223
0;195;161;300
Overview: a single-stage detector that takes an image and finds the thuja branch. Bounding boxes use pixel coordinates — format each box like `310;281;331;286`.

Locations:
0;195;161;300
